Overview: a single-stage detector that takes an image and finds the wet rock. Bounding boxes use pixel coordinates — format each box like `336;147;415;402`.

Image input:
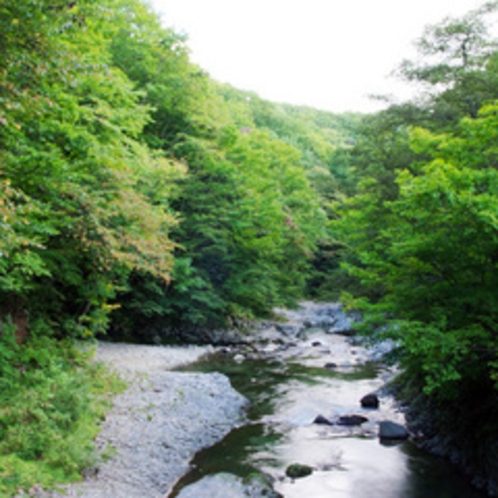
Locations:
285;463;313;479
337;414;369;426
360;393;380;409
379;421;409;440
311;341;322;347
405;392;498;495
313;414;333;425
324;362;338;370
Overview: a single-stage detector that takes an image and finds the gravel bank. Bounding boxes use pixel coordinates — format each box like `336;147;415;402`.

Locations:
39;342;248;498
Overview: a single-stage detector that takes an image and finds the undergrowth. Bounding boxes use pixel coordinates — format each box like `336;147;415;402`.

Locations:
0;321;125;497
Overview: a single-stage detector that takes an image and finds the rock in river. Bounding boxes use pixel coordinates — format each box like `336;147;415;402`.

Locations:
313;414;333;425
286;464;314;479
379;420;409;440
337;414;369;426
360;393;380;409
324;362;338;370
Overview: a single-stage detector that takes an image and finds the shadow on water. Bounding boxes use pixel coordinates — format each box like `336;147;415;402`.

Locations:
169;423;282;497
170;354;286;497
171;353;488;498
392;442;487;498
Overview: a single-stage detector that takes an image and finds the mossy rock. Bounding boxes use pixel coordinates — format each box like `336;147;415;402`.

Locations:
285;463;313;479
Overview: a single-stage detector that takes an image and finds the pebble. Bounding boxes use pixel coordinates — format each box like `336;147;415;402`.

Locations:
35;343;248;498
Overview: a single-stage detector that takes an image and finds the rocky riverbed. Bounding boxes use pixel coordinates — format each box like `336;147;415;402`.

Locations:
36;343;248;498
34;302;493;498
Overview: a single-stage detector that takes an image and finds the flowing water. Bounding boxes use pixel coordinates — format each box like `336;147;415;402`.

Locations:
169;303;488;498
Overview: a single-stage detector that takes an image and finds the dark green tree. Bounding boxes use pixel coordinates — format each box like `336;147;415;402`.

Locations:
0;0;181;337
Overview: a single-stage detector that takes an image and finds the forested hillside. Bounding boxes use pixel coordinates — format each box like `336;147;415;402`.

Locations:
0;1;354;492
334;0;498;399
331;3;498;491
2;0;498;494
0;0;355;343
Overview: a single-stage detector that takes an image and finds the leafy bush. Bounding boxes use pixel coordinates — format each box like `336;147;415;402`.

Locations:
0;330;124;496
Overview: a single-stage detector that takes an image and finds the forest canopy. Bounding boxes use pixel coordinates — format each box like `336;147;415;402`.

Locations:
0;0;356;343
332;1;498;398
0;1;355;490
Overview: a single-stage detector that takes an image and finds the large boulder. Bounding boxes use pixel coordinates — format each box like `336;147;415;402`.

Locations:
360;393;380;409
285;464;313;479
379;421;409;440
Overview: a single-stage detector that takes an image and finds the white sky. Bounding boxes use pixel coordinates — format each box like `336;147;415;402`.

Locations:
148;0;491;113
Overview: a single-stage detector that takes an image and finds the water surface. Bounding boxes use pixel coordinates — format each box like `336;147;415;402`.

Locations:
171;319;487;498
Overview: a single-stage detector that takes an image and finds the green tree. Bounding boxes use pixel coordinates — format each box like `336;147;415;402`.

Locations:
398;2;498;123
113;126;327;337
0;0;181;337
328;3;498;302
337;104;498;397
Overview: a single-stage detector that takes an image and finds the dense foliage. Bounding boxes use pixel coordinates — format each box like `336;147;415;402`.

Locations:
4;0;498;493
0;0;351;341
99;1;355;336
332;1;498;424
0;326;123;495
0;1;349;492
330;8;498;488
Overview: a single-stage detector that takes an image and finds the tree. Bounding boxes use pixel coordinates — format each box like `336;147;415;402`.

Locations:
0;0;182;337
337;104;498;397
113;126;327;337
328;4;498;400
398;2;498;122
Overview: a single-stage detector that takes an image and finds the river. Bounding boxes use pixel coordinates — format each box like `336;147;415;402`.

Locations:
169;302;488;498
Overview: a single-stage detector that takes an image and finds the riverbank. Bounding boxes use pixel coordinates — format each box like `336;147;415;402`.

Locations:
29;302;496;498
34;342;248;498
403;387;498;497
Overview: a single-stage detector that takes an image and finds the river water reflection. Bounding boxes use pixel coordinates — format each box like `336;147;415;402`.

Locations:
171;308;488;498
